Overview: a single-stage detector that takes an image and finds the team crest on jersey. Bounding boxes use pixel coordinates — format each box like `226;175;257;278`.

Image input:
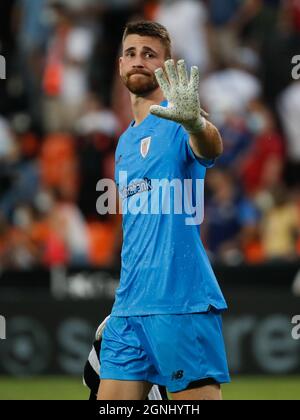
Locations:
141;137;151;158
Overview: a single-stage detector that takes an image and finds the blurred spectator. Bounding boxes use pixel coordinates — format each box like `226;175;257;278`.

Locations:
76;94;120;139
154;0;211;73
282;0;300;32
89;0;141;106
43;0;96;132
143;0;160;20
207;0;261;67
16;0;50;50
261;186;300;261
39;133;78;201
0;118;40;220
0;116;17;162
260;1;300;105
0;205;41;270
75;94;119;218
200;62;262;172
240;100;285;195
204;169;260;264
44;189;89;267
277;81;300;187
200;63;262;116
214;113;253;170
242;0;282;47
13;0;50;127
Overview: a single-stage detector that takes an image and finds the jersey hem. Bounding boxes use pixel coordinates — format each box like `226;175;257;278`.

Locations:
111;303;228;317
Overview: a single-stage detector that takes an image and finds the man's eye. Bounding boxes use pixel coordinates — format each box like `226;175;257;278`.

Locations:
126;52;135;57
145;53;154;58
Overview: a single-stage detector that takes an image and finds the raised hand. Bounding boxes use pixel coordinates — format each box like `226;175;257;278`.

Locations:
150;59;207;133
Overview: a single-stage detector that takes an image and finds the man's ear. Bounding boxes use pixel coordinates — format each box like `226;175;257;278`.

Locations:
119;57;123;76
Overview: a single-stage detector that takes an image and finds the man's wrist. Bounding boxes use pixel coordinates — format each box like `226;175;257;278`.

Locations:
184;115;207;134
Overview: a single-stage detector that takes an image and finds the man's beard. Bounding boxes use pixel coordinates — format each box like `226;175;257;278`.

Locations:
122;71;159;96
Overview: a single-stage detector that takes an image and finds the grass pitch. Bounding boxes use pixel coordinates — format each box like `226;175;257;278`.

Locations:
0;376;299;400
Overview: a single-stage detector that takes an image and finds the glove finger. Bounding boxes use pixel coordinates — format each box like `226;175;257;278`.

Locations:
165;59;179;87
200;108;209;118
95;315;110;341
177;59;189;88
150;105;176;121
190;65;200;92
189;66;208;118
155;67;171;99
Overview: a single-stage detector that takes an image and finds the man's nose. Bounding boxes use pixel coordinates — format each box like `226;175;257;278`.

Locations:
132;56;145;68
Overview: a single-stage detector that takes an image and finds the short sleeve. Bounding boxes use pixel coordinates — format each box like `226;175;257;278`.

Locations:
238;200;260;225
178;126;216;169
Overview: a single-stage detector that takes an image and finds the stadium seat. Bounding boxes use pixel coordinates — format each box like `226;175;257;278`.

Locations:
87;222;116;267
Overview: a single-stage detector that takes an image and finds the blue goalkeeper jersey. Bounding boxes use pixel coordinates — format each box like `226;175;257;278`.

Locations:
111;102;227;316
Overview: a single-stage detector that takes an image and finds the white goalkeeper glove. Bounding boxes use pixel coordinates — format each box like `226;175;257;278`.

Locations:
150;59;207;133
95;315;110;341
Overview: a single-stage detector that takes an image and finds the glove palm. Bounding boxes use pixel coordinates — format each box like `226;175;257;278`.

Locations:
150;59;207;133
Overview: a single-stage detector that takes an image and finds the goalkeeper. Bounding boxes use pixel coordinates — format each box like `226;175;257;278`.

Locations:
98;21;230;400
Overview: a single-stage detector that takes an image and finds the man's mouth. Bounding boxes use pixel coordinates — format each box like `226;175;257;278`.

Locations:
129;71;150;77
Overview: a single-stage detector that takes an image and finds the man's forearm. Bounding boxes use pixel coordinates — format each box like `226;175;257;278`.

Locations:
150;59;223;161
189;120;223;160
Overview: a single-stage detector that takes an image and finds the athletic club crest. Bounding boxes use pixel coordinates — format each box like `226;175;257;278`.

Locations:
141;137;151;158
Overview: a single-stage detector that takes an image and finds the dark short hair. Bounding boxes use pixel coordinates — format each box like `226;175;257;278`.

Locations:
122;21;172;59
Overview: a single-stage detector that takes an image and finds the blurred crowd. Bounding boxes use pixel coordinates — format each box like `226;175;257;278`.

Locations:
0;0;300;270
